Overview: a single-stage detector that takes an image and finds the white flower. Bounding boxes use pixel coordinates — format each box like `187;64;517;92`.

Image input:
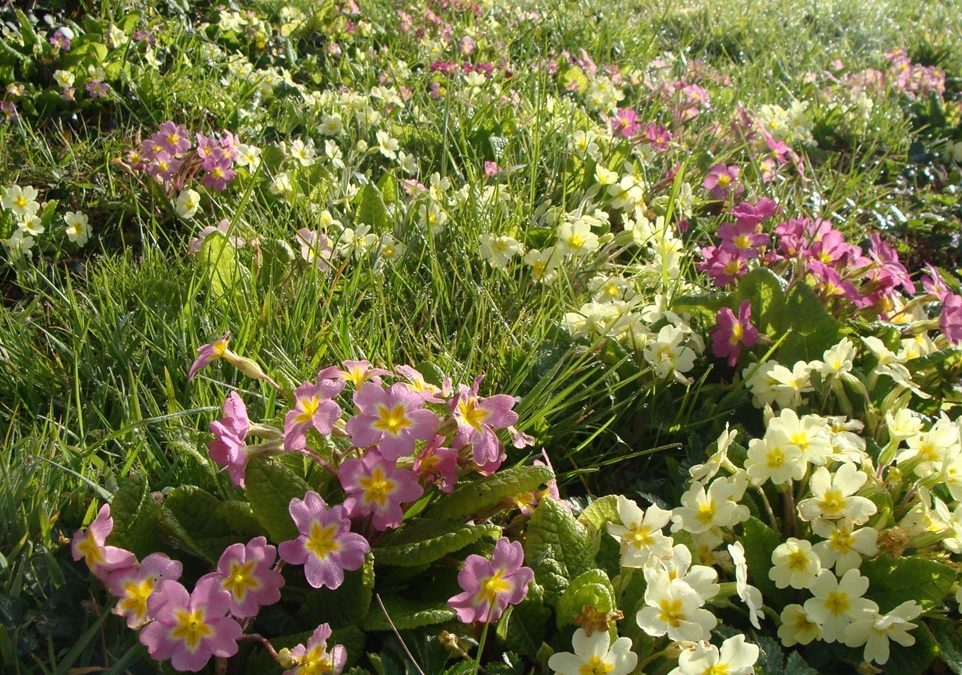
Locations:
288;138;316;166
729;541;764;629
672;476;749;534
803;569;878;643
897;415;959;477
555;218;599;257
376;233;405;261
842;601;921;665
778;604;822;646
53;69;75;88
766;409;834;467
419;201;447;234
547;628;637;675
594;165;618;186
589;274;635;304
320;115;343;136
652;544;720;601
3;185;40;219
563;301;625;339
668;635;759;675
336;225;377;256
324;140;344;169
745;434;805;486
636;568;717;642
820;338;856;378
886;408;923;442
770;538;822;589
811;519;878;573
478;233;523;268
235;144;262;170
606;496;673;568
3;228;35;258
175;189;201;219
375;130;399;159
797;463;877;524
397;150;418;174
767;361;814;407
607;174;645;210
270;172;296;198
643;324;697;380
522;247;559;283
689;426;737;482
64;211;91;246
19;214;44;236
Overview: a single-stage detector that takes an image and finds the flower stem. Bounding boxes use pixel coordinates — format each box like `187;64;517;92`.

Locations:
474;617;492;674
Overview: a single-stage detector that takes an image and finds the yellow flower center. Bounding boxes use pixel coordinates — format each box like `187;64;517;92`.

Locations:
373;404;412;436
166;133;180;146
696;500;716;525
705;665;730;675
829;529;854;553
458;398;489;431
733;234;751;250
118;578;154;620
723;260;740;276
14;195;28;209
296;396;321;425
345;367;367;387
766;446;786;468
568;234;585;250
170;609;213;651
305;521;341;559
579;656;615;675
477;569;512;605
76;534;105;568
819;489;846;516
297;645;336;675
359;467;395;506
716;174;731;187
787;550;810;571
626;524;653;548
824;591;850;616
729;322;744;345
657;598;685;627
221;560;261;601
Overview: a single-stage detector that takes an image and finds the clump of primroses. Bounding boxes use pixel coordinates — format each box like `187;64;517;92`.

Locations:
72;346;537;672
127;120;241;197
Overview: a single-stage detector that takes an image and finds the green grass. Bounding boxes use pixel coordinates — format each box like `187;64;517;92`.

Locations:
0;0;959;670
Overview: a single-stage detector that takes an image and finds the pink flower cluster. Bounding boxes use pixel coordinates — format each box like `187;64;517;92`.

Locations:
74;356;541;670
695;194;962;342
71;505;337;672
128;120;240;195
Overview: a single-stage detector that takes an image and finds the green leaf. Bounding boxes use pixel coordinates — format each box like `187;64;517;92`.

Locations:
157;488;265;562
245;456;310;542
355;183;388;229
200;232;240;299
257;238;294;286
579;495;619;531
377;173;399;205
741;517;781;602
932;621;962;674
374;520;501;567
524;498;594;605
884;622;939;674
861;555;956;612
771;282;841;362
109;476;163;557
363;596;455;631
300;555;374;628
426;465;553;520
497;598;550;658
733;268;786;334
555;569;616;629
